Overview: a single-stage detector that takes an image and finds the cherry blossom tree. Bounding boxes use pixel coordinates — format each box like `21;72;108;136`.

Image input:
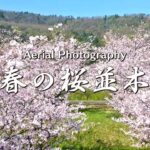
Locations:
0;27;87;149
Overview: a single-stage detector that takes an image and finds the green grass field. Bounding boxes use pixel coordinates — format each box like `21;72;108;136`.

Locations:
53;90;150;150
58;108;148;150
68;89;111;101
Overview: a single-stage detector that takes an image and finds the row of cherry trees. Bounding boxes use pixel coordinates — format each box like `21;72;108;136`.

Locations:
87;33;150;146
0;24;150;149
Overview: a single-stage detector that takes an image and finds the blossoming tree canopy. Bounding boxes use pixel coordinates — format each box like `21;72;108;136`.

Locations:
0;23;150;149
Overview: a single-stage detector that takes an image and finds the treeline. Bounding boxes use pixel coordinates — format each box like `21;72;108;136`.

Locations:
65;14;150;37
0;10;74;25
63;14;150;46
0;10;149;30
0;10;150;46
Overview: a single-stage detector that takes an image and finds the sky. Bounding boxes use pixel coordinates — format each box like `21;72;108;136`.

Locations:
0;0;150;17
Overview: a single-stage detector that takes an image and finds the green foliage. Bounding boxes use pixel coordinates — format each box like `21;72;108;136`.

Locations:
0;24;11;30
71;31;92;42
92;37;106;47
68;89;111;101
70;31;105;47
0;12;4;19
84;59;97;66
